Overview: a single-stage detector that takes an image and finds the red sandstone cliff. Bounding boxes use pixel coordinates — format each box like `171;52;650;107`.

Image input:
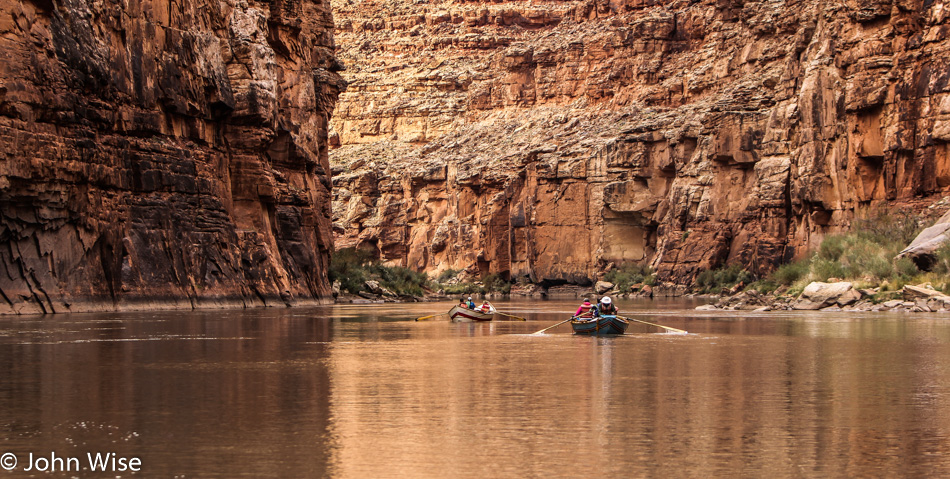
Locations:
0;0;344;313
330;0;950;285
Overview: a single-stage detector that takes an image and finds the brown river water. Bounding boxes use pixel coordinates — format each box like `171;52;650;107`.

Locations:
2;298;950;477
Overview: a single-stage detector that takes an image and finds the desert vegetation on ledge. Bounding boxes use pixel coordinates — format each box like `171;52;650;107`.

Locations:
330;249;516;300
698;209;950;312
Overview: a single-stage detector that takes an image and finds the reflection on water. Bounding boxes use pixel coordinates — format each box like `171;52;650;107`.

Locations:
1;300;950;477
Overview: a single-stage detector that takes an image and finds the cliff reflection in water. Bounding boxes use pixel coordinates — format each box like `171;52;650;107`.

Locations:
1;302;950;477
0;310;336;477
325;306;950;478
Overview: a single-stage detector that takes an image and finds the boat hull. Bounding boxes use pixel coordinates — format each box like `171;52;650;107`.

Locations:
449;305;494;322
571;315;629;335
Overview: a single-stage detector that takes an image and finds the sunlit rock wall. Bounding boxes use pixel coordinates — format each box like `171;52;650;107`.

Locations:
0;0;344;313
331;0;950;284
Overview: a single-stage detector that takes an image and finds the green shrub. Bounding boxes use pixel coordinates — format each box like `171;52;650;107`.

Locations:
442;273;512;295
366;262;429;297
329;248;374;294
695;263;754;293
852;209;921;250
329;247;430;296
931;243;950;276
482;273;512;294
760;208;929;291
719;264;754;286
604;263;654;291
787;283;807;297
443;283;480;295
836;237;892;279
818;235;846;261
695;269;716;291
811;258;846;281
896;257;919;279
437;269;460;283
748;279;779;293
773;259;810;285
864;255;895;281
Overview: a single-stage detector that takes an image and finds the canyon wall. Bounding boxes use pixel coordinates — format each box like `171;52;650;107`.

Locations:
330;0;950;285
0;0;344;313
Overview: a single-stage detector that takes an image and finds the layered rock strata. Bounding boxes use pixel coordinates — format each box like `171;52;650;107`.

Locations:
0;0;344;313
331;0;950;285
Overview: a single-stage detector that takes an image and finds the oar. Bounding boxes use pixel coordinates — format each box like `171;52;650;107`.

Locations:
482;301;526;321
415;313;446;322
494;312;527;321
619;316;687;334
532;317;575;335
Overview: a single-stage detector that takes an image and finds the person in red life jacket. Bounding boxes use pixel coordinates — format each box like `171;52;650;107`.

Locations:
480;301;493;313
574;299;594;319
595;296;618;316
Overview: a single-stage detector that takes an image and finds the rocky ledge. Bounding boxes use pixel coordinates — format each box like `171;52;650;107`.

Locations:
698;282;950;313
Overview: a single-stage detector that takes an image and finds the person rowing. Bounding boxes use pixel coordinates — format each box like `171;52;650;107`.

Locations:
594;296;618;316
574;299;594;320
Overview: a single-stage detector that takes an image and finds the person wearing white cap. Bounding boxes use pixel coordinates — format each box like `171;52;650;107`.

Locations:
595;296;618;316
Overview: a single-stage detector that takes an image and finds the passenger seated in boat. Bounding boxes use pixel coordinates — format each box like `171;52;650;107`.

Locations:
466;297;476;309
480;301;494;313
459;297;468;308
574;299;594;319
594;296;618;317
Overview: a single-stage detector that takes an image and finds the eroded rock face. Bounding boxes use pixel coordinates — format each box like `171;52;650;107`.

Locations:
0;0;344;313
330;0;950;285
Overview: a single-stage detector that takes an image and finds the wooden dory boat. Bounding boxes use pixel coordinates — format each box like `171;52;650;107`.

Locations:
570;315;629;335
449;305;495;322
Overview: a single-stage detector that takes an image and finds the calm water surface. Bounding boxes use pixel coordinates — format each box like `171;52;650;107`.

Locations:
2;299;950;477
